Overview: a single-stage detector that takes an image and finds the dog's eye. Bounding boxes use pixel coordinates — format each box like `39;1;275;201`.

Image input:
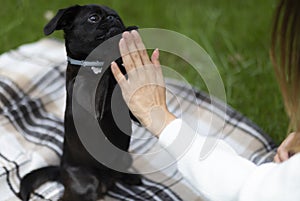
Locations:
88;14;101;23
106;15;114;20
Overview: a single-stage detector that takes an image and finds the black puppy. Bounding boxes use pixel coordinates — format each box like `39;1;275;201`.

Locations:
19;5;141;201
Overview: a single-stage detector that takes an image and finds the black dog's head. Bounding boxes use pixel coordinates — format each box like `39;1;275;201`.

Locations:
44;5;135;59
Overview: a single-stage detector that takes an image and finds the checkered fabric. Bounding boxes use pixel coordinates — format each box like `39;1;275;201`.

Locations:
0;39;277;201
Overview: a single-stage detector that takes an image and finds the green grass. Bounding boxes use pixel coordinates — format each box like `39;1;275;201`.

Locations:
0;0;288;144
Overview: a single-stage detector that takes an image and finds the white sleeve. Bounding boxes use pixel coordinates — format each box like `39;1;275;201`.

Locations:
158;119;300;201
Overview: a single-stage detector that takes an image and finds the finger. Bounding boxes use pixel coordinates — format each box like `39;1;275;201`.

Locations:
274;154;280;163
131;30;152;65
119;38;135;72
111;62;126;87
277;147;289;162
151;48;164;86
122;32;143;68
151;48;161;68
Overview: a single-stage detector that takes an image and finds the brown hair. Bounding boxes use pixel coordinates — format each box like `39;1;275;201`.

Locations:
270;0;300;132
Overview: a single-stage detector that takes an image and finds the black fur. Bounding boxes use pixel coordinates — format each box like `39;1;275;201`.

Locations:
19;5;140;201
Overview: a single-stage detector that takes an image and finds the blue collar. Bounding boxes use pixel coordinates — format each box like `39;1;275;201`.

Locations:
67;56;105;74
67;56;104;68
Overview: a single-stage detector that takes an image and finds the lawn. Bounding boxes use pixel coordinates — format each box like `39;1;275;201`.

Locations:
0;0;288;144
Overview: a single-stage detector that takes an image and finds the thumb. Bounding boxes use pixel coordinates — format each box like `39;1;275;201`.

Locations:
151;48;160;68
111;61;126;89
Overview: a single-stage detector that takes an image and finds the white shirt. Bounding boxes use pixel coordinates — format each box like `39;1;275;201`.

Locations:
158;119;300;201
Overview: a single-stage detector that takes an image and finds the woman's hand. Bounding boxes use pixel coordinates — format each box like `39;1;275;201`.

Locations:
274;132;300;163
111;30;175;137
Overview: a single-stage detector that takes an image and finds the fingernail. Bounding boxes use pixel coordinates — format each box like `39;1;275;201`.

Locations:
153;48;159;60
155;48;159;57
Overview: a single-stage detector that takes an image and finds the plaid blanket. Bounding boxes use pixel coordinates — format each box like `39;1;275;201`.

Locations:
0;39;277;201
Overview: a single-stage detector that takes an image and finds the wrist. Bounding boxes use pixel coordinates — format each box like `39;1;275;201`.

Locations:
144;107;176;137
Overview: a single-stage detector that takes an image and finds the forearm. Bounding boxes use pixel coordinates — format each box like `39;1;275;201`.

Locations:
158;119;300;201
158;119;256;201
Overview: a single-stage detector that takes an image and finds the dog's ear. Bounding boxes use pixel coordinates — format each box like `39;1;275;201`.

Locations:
44;5;81;36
